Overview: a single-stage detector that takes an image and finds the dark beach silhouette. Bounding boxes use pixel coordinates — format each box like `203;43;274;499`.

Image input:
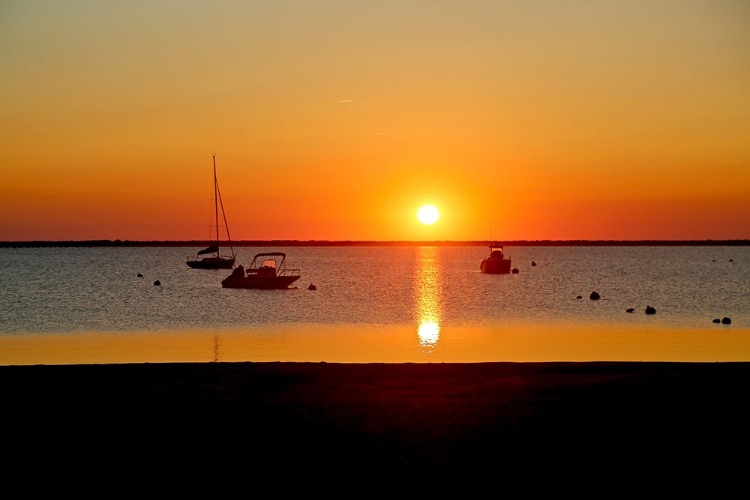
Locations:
3;361;750;488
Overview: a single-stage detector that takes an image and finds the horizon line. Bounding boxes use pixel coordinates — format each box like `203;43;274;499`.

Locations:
2;239;749;247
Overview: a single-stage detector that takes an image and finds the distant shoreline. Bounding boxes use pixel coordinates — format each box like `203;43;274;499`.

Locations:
1;239;749;248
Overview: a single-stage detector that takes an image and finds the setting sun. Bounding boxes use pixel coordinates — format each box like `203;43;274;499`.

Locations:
417;205;440;225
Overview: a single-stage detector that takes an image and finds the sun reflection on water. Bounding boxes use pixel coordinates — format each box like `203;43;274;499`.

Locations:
415;247;443;352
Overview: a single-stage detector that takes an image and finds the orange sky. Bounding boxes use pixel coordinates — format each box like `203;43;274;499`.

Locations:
1;1;749;242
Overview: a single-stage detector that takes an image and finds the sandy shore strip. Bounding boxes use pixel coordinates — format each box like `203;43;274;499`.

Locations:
4;361;750;488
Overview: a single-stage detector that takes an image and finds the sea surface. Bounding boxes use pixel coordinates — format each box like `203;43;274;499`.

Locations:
1;245;748;365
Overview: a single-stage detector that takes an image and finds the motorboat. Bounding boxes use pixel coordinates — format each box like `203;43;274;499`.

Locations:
480;242;512;274
221;252;301;289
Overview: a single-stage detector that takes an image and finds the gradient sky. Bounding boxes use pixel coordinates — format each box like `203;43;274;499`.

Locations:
2;1;748;242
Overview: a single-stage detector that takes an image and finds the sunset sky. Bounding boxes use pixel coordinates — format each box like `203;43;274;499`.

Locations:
2;1;748;242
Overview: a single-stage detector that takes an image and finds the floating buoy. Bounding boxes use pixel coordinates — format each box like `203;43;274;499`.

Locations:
590;291;600;300
154;280;161;286
308;284;317;290
645;305;656;315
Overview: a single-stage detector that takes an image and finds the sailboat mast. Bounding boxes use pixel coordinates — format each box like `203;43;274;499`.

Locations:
215;162;235;259
213;155;220;253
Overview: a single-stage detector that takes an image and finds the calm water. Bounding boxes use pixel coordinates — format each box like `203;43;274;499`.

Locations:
1;245;748;364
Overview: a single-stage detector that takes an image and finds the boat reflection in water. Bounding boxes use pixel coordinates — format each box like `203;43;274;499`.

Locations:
414;247;444;352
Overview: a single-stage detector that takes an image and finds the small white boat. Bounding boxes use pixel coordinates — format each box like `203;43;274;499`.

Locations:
480;242;512;274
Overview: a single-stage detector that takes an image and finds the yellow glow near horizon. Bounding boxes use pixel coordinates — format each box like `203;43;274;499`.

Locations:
417;205;440;225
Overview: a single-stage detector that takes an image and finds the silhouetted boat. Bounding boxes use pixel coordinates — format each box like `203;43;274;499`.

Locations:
221;252;301;289
480;242;512;274
186;155;235;269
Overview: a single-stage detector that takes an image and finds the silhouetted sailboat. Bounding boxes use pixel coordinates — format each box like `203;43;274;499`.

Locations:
186;155;236;269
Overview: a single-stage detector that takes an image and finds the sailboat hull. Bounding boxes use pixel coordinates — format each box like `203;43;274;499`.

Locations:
186;256;235;269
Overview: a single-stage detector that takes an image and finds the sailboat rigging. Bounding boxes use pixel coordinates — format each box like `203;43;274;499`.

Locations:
186;155;236;269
